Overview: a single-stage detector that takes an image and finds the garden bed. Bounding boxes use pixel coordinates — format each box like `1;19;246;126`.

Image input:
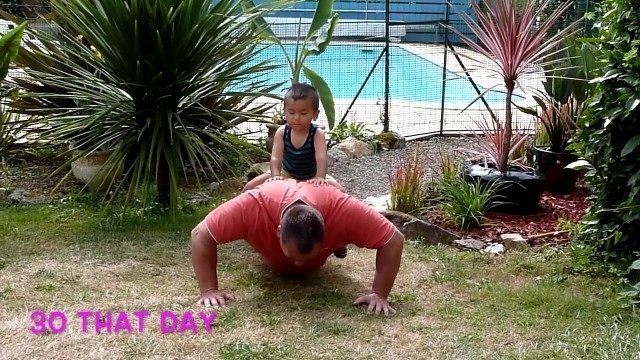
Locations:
422;185;590;246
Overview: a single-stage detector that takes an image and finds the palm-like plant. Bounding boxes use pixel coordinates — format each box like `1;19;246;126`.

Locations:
451;0;578;173
10;0;281;218
243;0;339;130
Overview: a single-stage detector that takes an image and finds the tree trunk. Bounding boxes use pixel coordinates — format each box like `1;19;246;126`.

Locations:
499;86;514;173
156;157;171;207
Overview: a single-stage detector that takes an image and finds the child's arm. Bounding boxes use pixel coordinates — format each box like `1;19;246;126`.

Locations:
269;126;286;178
312;128;328;183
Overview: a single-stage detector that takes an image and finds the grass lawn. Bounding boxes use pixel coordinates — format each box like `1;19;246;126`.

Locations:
1;197;639;359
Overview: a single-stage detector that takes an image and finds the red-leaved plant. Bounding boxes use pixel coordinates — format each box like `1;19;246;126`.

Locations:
388;149;427;214
451;0;579;173
468;115;530;169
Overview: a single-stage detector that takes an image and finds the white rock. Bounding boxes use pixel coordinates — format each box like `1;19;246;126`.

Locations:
364;194;391;211
481;243;505;255
333;136;375;158
500;233;530;251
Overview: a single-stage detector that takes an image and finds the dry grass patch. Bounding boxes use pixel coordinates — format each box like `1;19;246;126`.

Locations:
1;202;640;359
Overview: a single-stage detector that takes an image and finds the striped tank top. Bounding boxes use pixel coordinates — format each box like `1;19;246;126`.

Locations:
282;123;318;180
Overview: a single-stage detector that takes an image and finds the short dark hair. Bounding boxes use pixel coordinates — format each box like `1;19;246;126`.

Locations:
280;204;325;253
284;83;320;111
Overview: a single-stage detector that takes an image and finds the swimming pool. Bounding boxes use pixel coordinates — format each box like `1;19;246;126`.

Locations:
244;43;510;104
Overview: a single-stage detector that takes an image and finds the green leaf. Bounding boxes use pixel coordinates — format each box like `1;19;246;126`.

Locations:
599;69;622;81
626;96;640;113
303;66;335;130
306;0;334;40
9;0;281;222
623;48;638;62
619;288;640;297
305;14;339;56
564;159;594;171
621;135;640;157
513;103;539;117
0;21;26;83
240;0;277;42
629;260;640;271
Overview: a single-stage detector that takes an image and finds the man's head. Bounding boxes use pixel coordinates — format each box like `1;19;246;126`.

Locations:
283;83;320;131
279;203;325;266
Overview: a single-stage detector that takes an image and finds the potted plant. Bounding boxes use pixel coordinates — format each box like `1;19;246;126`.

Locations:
464;115;545;214
68;140;123;193
520;37;596;192
450;0;578;215
526;93;583;192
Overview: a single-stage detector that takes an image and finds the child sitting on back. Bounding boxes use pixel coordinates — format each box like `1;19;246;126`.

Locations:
243;83;347;258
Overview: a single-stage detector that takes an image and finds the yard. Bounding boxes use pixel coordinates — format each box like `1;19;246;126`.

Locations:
2;0;640;358
1;189;639;359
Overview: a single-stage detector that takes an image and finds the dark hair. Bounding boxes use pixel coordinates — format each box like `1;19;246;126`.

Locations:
284;83;320;111
280;204;325;253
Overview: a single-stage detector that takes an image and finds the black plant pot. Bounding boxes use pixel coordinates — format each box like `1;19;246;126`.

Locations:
463;161;547;215
531;146;579;193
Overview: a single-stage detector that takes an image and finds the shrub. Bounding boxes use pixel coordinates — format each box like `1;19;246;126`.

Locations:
327;121;374;147
388;149;426;214
437;172;504;230
10;0;280;218
571;0;640;272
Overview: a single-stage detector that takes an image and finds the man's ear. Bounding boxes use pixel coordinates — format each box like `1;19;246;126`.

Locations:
277;224;281;237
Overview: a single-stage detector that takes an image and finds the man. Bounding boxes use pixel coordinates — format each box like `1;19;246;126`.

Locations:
190;179;404;315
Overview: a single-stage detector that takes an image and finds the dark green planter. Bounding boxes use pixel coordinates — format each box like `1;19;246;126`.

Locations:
463;161;546;215
531;146;579;193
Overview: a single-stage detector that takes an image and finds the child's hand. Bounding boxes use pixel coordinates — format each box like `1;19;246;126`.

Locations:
266;175;283;182
308;177;326;186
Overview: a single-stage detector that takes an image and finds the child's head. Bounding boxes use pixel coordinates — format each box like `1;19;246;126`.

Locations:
283;83;320;131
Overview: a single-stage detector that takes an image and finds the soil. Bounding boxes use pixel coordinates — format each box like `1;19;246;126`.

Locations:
2;155;85;199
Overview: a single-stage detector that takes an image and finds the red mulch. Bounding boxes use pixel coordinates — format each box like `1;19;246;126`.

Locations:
422;184;590;246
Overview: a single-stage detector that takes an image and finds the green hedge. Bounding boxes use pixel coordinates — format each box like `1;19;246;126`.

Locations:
573;0;640;274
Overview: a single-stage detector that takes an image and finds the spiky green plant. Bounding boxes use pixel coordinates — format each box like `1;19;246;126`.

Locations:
9;0;282;219
438;174;505;230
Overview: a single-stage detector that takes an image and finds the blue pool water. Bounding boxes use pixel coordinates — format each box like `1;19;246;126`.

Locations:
243;43;509;104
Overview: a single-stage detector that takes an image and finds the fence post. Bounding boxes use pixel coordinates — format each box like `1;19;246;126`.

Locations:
439;2;451;136
383;0;390;133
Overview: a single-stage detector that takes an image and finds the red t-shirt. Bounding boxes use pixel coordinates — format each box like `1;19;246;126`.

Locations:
204;179;397;274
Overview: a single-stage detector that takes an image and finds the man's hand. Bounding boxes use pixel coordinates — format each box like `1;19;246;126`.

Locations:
308;176;326;186
197;289;235;308
266;175;284;182
353;293;396;315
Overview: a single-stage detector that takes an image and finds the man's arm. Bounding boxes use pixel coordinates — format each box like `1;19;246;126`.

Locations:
191;220;235;307
371;229;404;299
190;193;254;307
333;194;405;314
191;220;220;293
352;228;404;315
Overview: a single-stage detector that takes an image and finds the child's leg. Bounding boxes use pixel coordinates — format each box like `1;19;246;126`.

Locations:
243;173;271;192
